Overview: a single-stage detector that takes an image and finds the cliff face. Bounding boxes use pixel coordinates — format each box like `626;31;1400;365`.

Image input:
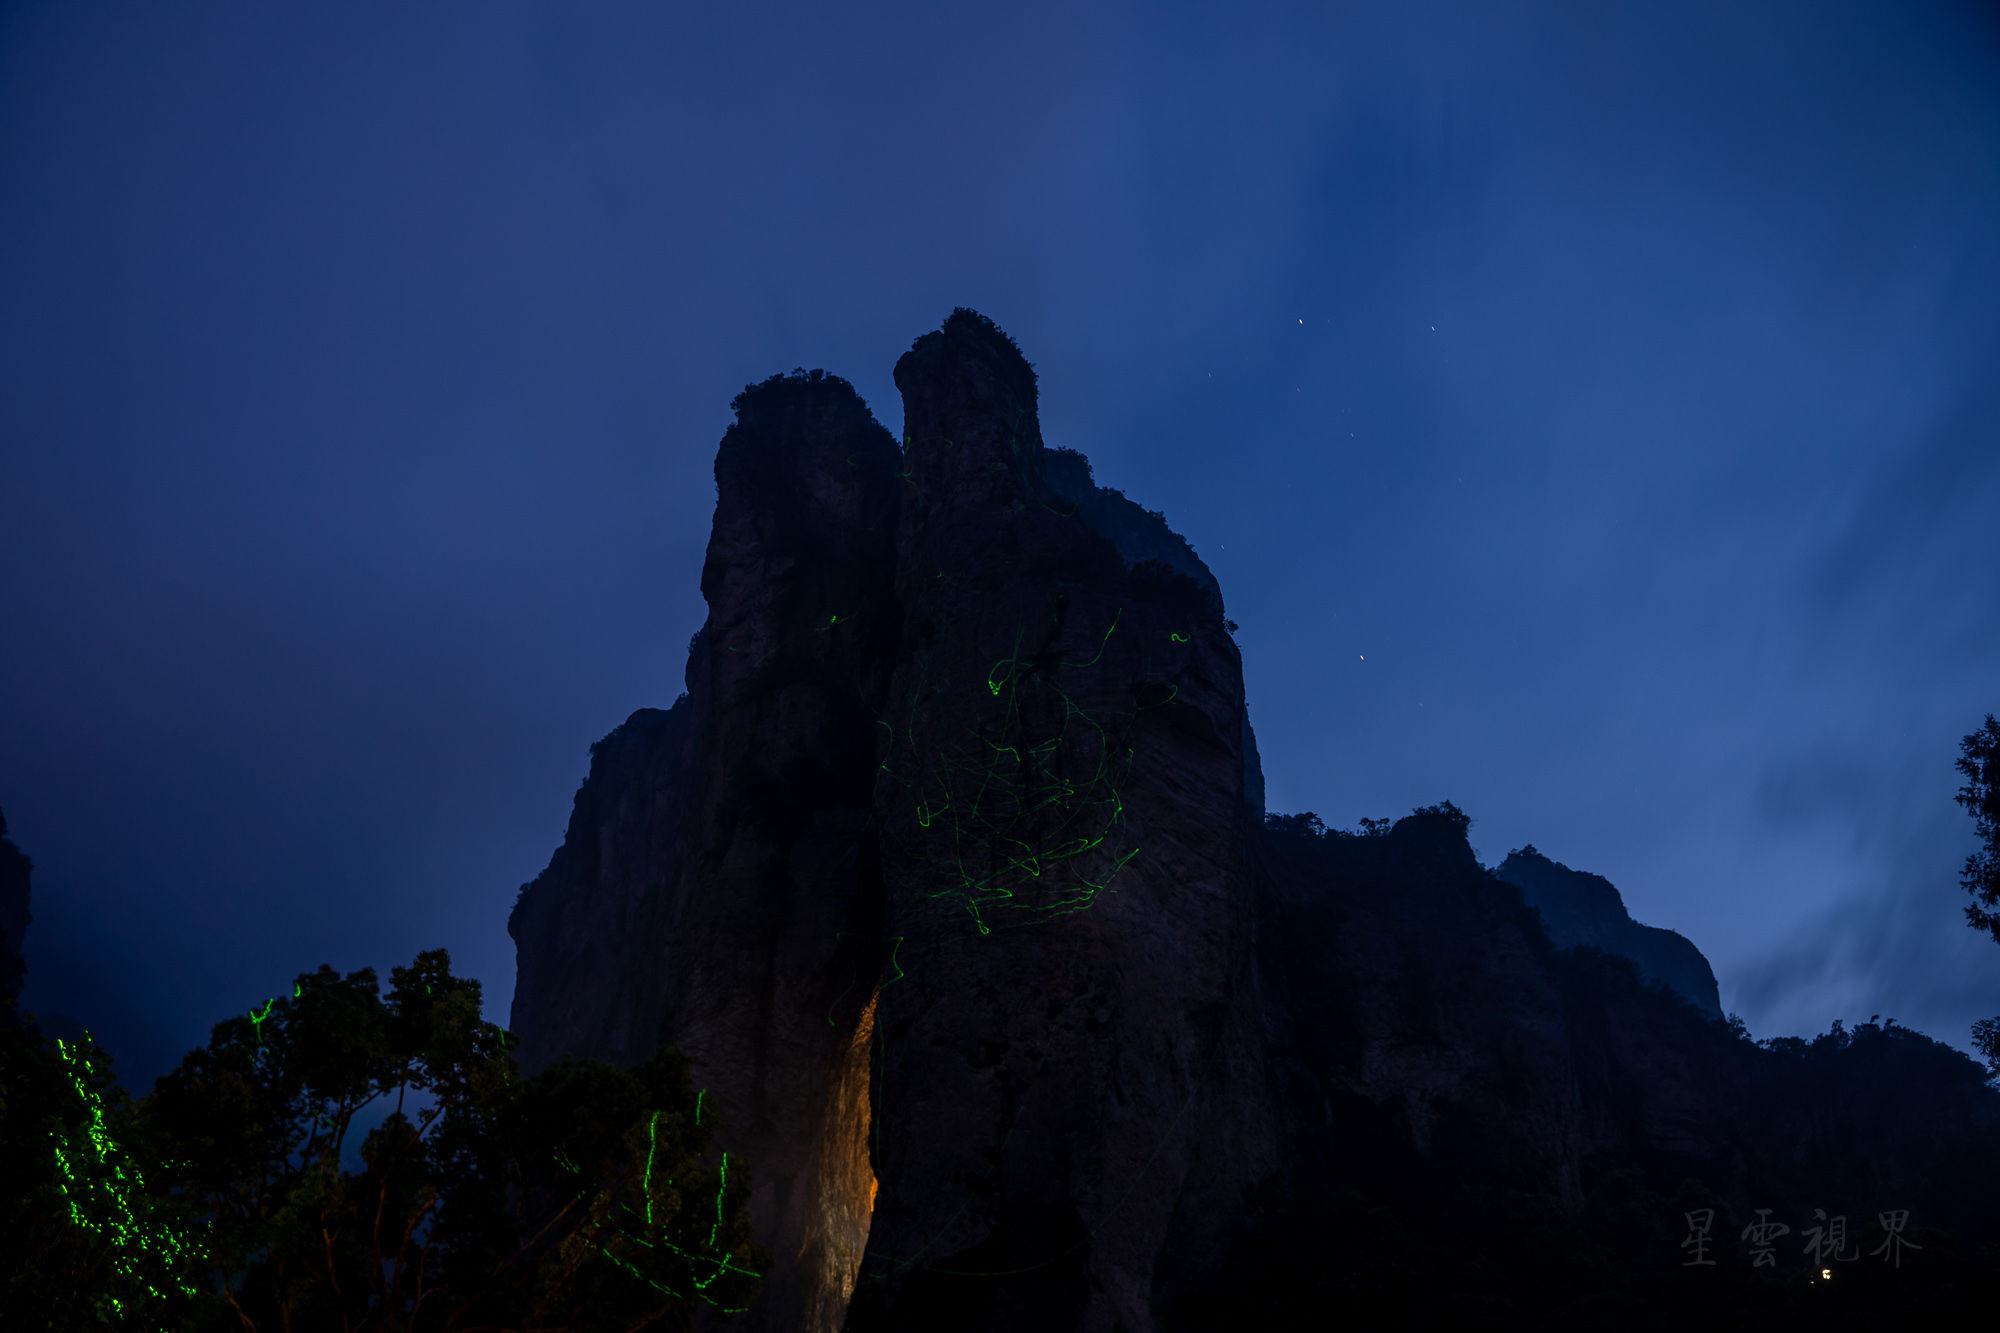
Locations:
0;809;30;1024
849;313;1275;1331
1494;845;1724;1019
511;367;903;1331
509;311;2000;1331
1254;808;1590;1206
1251;813;1999;1233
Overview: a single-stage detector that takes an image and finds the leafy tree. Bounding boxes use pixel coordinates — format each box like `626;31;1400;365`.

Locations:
1957;714;2000;942
1409;800;1470;835
1;1019;206;1330
1262;812;1326;839
4;949;762;1331
1955;714;2000;1077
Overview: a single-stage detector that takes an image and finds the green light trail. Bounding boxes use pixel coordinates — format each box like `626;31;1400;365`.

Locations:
553;1097;761;1317
49;1037;208;1318
855;594;1173;1281
644;1111;660;1227
1063;609;1120;669
707;1152;729;1250
876;608;1141;935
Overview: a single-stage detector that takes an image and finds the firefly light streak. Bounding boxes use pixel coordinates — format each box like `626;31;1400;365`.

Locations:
49;1037;208;1318
857;600;1179;1286
93;977;535;1315
551;1092;759;1315
878;608;1144;936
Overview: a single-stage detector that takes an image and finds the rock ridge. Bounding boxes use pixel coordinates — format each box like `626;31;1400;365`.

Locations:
1494;844;1724;1019
508;311;2000;1331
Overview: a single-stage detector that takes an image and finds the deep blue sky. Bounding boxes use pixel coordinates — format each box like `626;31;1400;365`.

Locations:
4;0;1997;1092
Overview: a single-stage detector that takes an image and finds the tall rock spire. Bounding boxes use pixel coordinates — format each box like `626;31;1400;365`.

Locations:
507;313;1271;1331
851;310;1272;1330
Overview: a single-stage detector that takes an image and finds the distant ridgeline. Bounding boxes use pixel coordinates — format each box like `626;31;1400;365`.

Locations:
508;311;2000;1332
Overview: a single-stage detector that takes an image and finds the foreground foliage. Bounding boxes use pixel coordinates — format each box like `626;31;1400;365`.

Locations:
1957;713;2000;1075
0;950;762;1331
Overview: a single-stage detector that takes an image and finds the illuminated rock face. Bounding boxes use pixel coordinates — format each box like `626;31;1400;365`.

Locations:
510;367;904;1333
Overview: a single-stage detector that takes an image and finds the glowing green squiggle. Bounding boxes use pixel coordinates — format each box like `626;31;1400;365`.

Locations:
708;1151;729;1250
560;1099;760;1316
877;609;1142;934
49;1037;209;1317
644;1110;660;1227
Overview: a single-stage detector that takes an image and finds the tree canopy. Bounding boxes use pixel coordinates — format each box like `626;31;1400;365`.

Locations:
1;949;762;1331
1956;715;2000;943
1956;714;2000;1078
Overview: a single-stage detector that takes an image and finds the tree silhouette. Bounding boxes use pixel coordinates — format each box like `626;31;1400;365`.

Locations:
1;950;762;1331
1956;714;2000;1077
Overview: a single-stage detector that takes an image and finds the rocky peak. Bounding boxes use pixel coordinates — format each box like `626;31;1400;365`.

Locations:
715;367;900;553
1494;844;1724;1019
892;307;1044;513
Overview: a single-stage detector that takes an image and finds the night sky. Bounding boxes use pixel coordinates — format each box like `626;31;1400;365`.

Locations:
5;1;1997;1094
